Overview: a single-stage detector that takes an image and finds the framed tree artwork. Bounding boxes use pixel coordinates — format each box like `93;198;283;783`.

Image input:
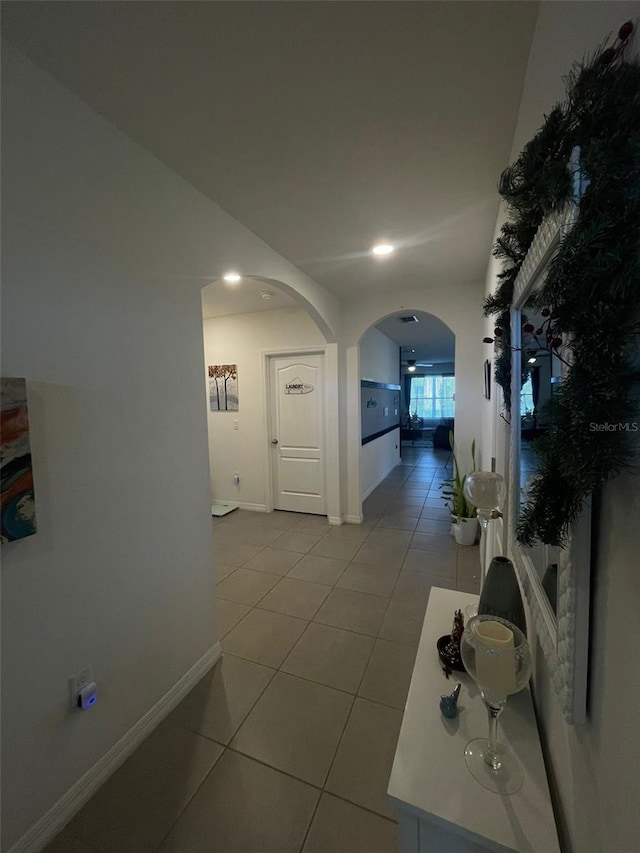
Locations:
208;364;238;411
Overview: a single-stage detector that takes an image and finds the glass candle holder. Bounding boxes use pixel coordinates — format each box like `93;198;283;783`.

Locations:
460;614;532;794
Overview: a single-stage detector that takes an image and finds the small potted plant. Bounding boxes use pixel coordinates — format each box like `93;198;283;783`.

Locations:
441;432;478;546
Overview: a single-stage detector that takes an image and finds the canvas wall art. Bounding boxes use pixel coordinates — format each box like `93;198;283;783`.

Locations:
209;364;238;411
1;378;37;542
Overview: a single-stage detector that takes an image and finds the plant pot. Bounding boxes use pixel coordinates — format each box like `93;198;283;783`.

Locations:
452;516;478;546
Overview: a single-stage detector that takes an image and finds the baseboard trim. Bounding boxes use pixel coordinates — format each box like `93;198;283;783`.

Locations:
236;502;267;512
327;515;342;526
344;514;364;524
9;642;222;853
361;458;400;501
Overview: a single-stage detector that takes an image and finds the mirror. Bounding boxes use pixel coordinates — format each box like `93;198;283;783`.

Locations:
509;201;591;725
519;346;560;609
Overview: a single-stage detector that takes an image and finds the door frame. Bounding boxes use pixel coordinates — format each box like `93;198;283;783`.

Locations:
262;345;341;524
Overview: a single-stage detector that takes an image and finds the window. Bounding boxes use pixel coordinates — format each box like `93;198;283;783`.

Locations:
409;375;455;419
521;376;534;415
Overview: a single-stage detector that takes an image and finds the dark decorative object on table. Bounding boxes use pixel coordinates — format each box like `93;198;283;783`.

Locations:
440;683;462;719
437;609;466;672
478;556;527;636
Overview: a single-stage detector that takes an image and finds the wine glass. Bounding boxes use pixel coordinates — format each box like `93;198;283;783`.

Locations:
460;614;532;794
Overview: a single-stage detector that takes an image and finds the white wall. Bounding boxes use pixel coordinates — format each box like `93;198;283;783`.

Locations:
361;431;401;499
483;5;640;850
0;44;340;850
203;308;325;509
359;326;399;386
359;327;400;498
537;472;640;853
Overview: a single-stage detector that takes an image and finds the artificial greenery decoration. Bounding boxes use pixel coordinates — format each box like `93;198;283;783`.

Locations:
483;22;640;546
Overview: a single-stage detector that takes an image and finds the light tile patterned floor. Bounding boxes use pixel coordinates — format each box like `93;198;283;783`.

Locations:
46;447;480;853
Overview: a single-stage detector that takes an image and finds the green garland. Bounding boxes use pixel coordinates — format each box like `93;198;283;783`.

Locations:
483;23;640;547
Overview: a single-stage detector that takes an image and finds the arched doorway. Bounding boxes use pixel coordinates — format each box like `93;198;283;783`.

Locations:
348;309;455;522
375;310;455;454
200;274;342;522
344;290;483;523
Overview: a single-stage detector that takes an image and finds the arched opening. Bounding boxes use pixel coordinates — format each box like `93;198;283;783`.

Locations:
344;300;482;523
345;308;461;524
377;310;455;453
200;274;341;523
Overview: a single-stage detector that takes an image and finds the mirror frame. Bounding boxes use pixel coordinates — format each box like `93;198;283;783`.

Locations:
509;200;591;725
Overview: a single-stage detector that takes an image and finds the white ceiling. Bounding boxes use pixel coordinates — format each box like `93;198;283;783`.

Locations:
376;311;454;364
2;2;539;307
201;278;298;319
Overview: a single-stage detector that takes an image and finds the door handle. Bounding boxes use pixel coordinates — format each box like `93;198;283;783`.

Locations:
271;438;279;445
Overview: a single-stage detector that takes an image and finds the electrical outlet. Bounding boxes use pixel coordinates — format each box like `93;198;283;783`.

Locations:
69;667;92;709
233;420;239;430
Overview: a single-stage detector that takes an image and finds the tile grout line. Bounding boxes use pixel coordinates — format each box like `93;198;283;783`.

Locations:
166;562;308;842
295;779;324;853
313;594;383;813
154;735;228;852
156;627;293;852
224;744;324;793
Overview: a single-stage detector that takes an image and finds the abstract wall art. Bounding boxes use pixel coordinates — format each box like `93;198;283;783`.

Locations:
208;364;238;411
1;378;37;542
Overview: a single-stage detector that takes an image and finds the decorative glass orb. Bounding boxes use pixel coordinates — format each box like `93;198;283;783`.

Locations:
463;472;506;529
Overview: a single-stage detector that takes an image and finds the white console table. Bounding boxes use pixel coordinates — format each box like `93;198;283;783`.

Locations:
388;587;560;853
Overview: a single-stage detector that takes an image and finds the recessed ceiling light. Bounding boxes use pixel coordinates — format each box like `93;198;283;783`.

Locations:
223;272;241;283
407;364;417;373
528;357;537;364
372;243;394;256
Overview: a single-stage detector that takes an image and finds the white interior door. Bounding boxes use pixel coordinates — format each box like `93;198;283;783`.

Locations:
269;354;326;515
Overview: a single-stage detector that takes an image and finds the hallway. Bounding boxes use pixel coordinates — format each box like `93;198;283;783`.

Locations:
46;451;480;853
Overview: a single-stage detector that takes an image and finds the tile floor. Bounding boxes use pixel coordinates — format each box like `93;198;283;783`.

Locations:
46;447;480;853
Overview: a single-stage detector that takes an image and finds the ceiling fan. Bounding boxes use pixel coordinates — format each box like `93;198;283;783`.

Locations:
404;359;435;372
402;352;434;372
